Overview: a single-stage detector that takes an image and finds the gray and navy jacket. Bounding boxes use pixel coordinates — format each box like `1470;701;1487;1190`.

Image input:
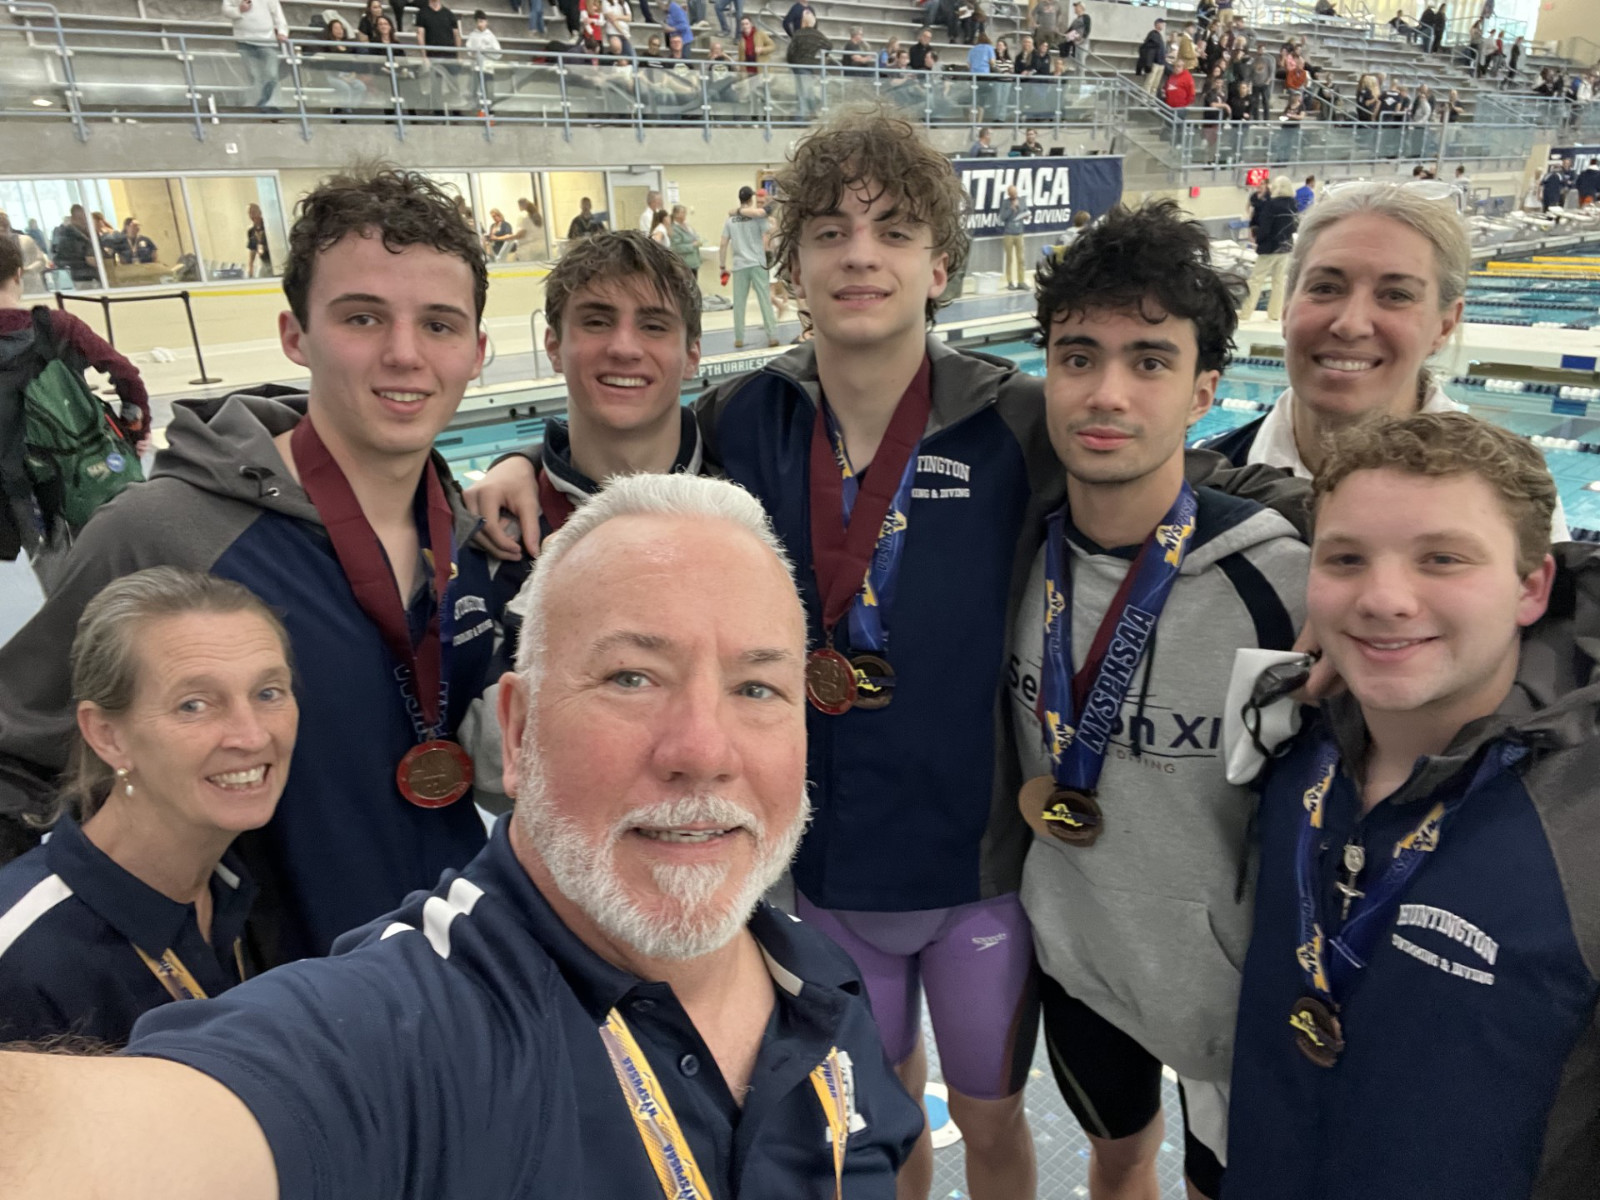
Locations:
1227;543;1600;1200
0;392;511;964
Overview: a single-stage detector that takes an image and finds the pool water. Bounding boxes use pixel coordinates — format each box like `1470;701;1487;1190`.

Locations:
436;335;1600;536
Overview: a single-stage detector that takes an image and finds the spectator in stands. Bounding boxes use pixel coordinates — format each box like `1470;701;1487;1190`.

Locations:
1296;174;1315;211
781;0;813;36
1060;1;1088;61
1502;33;1523;87
598;0;632;52
969;124;998;156
879;34;902;67
1165;57;1195;109
1483;28;1504;78
664;0;694;48
1240;176;1297;322
222;0;289;111
910;27;935;70
1354;71;1378;120
49;207;96;285
1441;86;1464;121
786;10;830;117
0;569;294;1045
1410;82;1432;122
1579;158;1600;207
951;0;983;46
968;30;995;72
1016;125;1046;155
884;46;921;105
1031;0;1060;43
358;0;387;39
1427;0;1447;51
738;14;774;71
1136;17;1167;94
567;196;606;239
1176;22;1200;73
413;0;464;111
1198;0;1218;31
841;26;874;69
1465;16;1482;67
719;185;778;349
1249;41;1273;119
307;16;370;110
999;183;1026;289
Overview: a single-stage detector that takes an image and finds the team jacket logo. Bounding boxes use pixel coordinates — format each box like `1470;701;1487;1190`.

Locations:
1155;515;1196;568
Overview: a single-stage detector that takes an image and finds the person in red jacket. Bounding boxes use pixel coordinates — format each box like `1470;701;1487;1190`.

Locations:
1164;63;1195;107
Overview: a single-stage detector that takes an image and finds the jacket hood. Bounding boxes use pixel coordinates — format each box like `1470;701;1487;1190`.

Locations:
761;334;1029;437
1176;487;1303;575
1327;542;1600;798
153;390;483;543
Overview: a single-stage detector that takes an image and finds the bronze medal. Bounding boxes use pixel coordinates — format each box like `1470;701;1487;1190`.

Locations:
849;653;895;711
1289;995;1345;1067
806;648;858;715
397;739;474;808
1018;775;1103;846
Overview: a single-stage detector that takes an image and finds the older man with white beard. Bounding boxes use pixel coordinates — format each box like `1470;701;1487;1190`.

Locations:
0;473;925;1200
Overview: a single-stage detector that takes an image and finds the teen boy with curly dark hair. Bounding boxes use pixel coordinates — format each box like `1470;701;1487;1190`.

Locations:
1008;200;1309;1200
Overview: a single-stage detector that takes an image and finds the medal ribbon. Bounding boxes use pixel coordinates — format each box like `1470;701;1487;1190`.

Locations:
1035;482;1198;794
538;466;578;534
823;406;919;653
134;939;245;1002
1291;736;1526;1010
808;358;931;649
290;418;457;739
602;1008;849;1200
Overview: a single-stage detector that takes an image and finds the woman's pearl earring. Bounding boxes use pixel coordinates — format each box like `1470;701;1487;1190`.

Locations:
115;766;134;798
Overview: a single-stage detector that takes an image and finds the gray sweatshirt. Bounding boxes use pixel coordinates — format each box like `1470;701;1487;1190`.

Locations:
1012;486;1308;1084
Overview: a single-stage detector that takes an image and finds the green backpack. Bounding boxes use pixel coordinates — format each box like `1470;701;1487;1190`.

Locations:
14;306;143;533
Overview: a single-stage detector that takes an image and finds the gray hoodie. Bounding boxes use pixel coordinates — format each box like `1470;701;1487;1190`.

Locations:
1011;486;1308;1084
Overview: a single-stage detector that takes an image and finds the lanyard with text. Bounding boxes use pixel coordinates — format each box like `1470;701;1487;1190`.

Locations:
134;940;247;1003
1021;482;1197;847
600;1008;848;1200
290;417;473;808
1287;736;1523;1066
804;356;931;716
538;467;577;534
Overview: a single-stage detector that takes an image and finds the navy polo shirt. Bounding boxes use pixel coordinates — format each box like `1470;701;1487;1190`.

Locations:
0;815;255;1045
124;817;924;1199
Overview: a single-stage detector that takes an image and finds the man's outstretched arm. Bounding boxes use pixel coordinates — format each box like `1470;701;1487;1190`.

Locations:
0;1052;276;1200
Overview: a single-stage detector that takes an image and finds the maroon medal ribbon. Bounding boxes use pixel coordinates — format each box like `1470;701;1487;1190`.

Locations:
805;358;932;714
290;417;472;807
538;466;577;533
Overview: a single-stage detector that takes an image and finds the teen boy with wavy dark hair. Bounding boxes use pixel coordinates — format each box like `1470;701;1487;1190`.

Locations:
1008;201;1308;1200
0;166;509;967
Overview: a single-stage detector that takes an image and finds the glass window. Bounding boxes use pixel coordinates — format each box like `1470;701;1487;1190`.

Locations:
89;177;200;288
184;175;286;280
0;180;103;294
476;171;549;264
547;170;607;248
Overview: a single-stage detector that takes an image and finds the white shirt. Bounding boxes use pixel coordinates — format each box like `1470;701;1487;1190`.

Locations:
222;0;288;44
1247;383;1572;539
464;27;501;62
639;206;661;234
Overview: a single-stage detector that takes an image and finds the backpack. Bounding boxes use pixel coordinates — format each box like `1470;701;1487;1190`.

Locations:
0;306;143;553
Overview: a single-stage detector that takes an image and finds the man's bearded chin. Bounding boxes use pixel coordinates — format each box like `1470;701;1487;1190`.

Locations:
513;736;811;961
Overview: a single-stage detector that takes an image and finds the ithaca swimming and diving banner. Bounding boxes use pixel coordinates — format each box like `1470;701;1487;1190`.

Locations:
954;155;1124;239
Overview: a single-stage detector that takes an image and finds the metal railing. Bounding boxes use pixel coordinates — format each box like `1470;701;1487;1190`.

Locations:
0;12;1115;142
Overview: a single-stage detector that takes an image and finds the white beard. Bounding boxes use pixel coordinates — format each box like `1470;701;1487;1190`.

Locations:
515;742;810;961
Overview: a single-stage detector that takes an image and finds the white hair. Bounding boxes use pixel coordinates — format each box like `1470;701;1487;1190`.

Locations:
511;471;795;679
